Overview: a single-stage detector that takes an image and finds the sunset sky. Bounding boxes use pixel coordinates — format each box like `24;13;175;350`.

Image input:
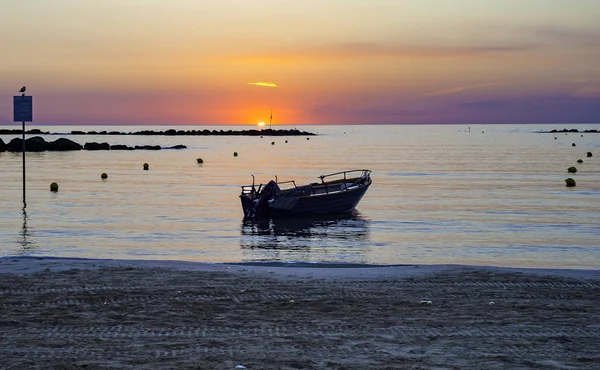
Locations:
1;0;600;125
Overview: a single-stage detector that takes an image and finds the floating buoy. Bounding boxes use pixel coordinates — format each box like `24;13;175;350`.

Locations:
577;159;583;163
587;152;593;157
567;166;577;173
143;163;149;170
50;182;58;192
572;143;576;146
101;173;108;179
285;140;288;143
271;142;274;145
554;137;557;139
233;152;238;157
197;158;203;164
565;178;576;187
307;137;310;140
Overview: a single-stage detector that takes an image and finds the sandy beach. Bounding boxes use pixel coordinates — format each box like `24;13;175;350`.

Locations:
1;257;599;369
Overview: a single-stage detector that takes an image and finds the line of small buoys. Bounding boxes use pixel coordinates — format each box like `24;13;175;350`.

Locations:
554;130;590;188
565;160;578;186
564;151;593;188
49;157;224;193
44;132;312;194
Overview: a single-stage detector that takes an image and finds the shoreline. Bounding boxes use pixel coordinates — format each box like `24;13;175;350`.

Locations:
2;255;599;280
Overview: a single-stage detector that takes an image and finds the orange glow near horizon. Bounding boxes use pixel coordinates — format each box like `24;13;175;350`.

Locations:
233;105;296;126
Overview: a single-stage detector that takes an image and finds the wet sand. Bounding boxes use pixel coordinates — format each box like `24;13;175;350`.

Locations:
1;257;599;369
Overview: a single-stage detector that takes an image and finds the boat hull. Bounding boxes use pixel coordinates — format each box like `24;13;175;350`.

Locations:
268;185;369;218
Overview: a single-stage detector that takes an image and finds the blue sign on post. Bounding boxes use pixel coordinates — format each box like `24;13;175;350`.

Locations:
14;96;33;122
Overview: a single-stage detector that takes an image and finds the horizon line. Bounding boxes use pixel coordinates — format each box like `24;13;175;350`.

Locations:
1;122;600;126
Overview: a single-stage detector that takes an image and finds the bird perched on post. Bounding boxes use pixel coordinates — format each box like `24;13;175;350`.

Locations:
19;86;26;93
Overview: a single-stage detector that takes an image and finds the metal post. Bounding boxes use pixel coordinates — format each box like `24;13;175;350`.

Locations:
22;118;26;208
14;88;31;209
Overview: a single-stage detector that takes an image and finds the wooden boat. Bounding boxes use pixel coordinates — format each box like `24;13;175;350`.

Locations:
240;169;372;219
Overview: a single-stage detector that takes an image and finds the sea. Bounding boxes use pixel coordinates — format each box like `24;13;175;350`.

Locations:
1;124;599;269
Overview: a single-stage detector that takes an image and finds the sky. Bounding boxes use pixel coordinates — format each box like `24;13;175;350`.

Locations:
1;0;600;125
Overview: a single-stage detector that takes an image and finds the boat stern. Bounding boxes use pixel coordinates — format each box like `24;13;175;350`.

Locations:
240;194;256;218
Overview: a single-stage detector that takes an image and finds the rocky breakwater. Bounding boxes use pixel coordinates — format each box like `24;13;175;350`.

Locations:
0;128;52;135
68;128;316;136
0;128;316;136
2;137;82;152
542;128;599;133
1;137;187;152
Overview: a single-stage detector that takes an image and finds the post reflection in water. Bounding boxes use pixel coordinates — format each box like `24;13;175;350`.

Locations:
19;208;35;252
240;212;371;263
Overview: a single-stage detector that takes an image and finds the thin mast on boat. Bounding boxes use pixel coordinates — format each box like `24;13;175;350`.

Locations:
269;108;273;130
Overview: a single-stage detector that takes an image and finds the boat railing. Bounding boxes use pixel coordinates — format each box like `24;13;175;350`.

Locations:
242;170;370;196
276;180;297;188
241;177;297;196
241;185;256;195
318;169;371;184
273;176;297;188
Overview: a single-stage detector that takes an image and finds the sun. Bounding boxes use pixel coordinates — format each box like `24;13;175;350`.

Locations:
257;121;265;126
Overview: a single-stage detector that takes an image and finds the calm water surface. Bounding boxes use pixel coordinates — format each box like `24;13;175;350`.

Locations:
1;124;599;269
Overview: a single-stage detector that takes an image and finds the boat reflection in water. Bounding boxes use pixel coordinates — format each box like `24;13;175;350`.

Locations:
240;211;371;263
